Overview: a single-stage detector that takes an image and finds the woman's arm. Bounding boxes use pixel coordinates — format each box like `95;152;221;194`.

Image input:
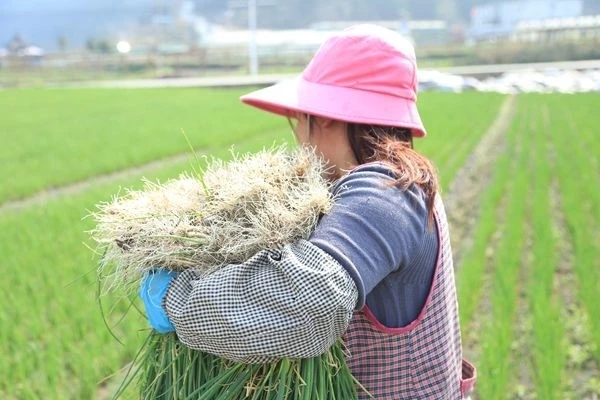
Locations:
162;163;427;362
164;240;358;363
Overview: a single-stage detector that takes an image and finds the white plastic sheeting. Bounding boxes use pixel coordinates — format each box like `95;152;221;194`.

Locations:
419;68;600;94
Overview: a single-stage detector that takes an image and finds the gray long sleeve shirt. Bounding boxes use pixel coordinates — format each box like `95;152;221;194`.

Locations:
164;162;438;361
310;162;438;328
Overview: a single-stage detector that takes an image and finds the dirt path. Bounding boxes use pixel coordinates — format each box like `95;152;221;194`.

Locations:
0;152;194;214
0;130;282;215
443;94;516;265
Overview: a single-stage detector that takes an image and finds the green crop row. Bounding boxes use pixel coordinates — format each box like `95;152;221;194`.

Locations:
0;87;286;204
543;94;600;360
456;106;513;328
475;109;528;399
0;89;503;205
525;98;565;399
458;93;599;399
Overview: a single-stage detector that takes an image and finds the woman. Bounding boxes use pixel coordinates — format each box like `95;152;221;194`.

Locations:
140;24;476;399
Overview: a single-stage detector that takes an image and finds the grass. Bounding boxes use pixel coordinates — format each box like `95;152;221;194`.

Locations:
543;94;600;360
0;89;502;204
415;92;505;190
0;89;504;399
474;110;527;399
525;98;565;399
456;93;600;399
0;87;285;204
0;67;159;87
456;125;512;328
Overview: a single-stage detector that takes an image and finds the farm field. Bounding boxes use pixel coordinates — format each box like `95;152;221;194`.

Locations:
456;93;600;399
0;88;284;204
0;88;501;204
0;88;598;400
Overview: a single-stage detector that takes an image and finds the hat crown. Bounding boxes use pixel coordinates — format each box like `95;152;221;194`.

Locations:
303;24;418;100
240;24;427;137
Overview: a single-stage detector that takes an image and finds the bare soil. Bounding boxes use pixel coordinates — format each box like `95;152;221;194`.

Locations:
443;95;516;265
0;153;193;215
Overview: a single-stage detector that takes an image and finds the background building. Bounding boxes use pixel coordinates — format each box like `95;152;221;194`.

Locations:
470;0;584;40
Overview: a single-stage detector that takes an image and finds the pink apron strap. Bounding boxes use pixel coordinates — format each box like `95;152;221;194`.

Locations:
460;359;477;396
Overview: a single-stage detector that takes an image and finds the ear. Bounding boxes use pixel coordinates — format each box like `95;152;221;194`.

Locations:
317;117;336;129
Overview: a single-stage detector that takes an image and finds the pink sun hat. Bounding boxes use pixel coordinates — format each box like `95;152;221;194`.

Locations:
240;24;426;137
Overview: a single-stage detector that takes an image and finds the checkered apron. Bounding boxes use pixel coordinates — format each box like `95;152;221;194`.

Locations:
343;195;476;399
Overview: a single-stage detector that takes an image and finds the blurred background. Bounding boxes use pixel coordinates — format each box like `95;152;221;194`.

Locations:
1;2;599;400
1;0;600;92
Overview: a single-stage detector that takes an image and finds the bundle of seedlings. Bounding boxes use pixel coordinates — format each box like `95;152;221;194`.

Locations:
89;146;364;399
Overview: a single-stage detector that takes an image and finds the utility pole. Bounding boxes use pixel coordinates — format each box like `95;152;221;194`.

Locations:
228;0;277;76
248;0;258;76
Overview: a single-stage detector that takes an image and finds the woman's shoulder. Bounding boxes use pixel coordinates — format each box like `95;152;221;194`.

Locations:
333;162;394;190
334;162;425;200
348;161;397;177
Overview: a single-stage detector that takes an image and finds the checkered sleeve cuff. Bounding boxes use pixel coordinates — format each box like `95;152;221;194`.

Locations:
163;239;359;363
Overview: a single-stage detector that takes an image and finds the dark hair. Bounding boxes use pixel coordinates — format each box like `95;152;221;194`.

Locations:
347;123;439;224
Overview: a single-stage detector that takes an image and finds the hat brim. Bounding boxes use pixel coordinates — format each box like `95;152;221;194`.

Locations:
240;77;426;137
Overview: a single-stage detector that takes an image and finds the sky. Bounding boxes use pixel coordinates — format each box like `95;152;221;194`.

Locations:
0;0;158;49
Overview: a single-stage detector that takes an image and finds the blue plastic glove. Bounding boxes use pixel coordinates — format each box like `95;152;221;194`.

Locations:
138;270;178;334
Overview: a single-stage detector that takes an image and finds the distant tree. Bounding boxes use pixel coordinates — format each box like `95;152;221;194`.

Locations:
85;38;96;52
96;39;112;54
85;37;113;54
57;35;68;52
7;34;27;53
